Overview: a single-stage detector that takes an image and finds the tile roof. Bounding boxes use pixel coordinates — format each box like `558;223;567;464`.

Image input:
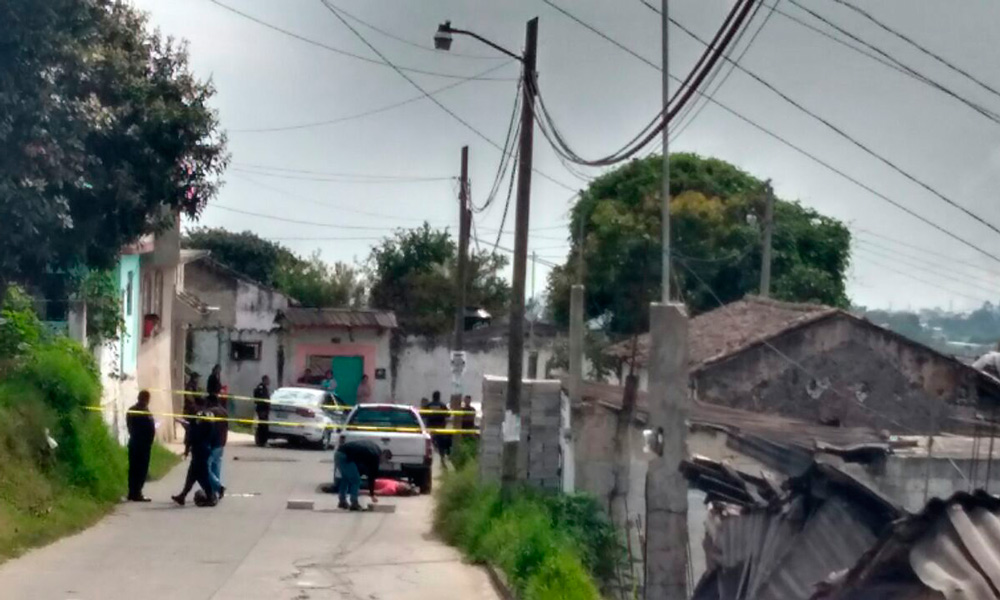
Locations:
605;296;835;367
277;307;398;329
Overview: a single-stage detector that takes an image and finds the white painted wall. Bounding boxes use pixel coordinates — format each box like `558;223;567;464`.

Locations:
187;328;281;418
234;280;287;331
393;338;558;407
95;341;138;445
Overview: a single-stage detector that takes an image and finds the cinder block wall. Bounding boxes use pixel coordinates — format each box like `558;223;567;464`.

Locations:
479;376;562;491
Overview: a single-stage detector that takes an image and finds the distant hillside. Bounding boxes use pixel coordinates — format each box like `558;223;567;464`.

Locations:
854;302;1000;359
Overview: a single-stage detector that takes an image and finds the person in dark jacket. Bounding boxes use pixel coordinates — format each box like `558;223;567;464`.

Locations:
172;395;216;507
425;391;452;469
253;375;271;447
206;364;222;402
126;390;155;502
207;396;228;499
334;439;382;511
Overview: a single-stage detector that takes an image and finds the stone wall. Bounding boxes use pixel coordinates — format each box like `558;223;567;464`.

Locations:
693;314;975;433
479;376;562;491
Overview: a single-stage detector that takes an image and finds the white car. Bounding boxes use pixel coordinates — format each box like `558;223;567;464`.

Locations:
335;404;433;494
261;387;345;449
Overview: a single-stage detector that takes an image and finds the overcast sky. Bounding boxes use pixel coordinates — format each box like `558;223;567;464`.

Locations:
132;0;1000;312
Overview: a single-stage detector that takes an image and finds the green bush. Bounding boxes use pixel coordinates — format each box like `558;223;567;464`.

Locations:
435;461;615;600
450;436;479;470
0;306;179;561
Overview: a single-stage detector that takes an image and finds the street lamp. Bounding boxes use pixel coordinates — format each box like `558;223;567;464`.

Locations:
434;18;539;495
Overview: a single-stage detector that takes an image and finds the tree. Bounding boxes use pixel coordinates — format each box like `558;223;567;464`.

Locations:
368;223;511;336
0;1;228;302
274;252;366;308
183;228;297;288
547;153;851;335
184;229;367;307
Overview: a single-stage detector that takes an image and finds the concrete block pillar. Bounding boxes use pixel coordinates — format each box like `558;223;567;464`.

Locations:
644;303;690;600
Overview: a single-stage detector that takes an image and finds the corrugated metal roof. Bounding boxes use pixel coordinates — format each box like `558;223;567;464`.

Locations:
277;307;397;329
816;491;1000;600
693;463;902;600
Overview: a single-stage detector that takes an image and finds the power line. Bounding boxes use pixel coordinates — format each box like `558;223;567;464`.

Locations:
230;167;452;185
228;60;516;134
233;162;453;180
666;13;1000;244
782;0;1000;125
205;0;515;81
476;76;522;214
317;0;578;193
668;0;779;143
854;244;1000;297
830;0;1000;103
537;0;760;166
209;204;399;230
853;228;1000;278
857;254;994;305
324;2;506;60
550;3;1000;265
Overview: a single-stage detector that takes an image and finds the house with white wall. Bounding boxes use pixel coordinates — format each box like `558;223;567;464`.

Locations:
95;219;183;443
176;253;291;418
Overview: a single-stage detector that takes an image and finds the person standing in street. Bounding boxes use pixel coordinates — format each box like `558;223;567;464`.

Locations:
460;395;477;431
172;395;216;507
334;439;381;511
321;369;337;394
425;391;452;469
126;390;155;502
207;395;228;499
207;364;222;403
253;375;271;447
356;374;372;405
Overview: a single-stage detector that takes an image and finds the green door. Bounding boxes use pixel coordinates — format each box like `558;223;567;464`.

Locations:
331;356;364;405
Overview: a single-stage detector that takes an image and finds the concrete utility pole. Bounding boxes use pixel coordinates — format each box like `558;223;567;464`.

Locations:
660;0;671;303
644;303;690;600
569;284;584;403
502;17;539;494
760;181;774;298
453;146;471;408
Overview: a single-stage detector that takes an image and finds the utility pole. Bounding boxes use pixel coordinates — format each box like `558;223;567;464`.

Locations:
760;181;774;298
453;146;470;409
660;0;671;302
502;17;539;494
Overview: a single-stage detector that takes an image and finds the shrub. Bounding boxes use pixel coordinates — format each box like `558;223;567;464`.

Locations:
435;461;617;600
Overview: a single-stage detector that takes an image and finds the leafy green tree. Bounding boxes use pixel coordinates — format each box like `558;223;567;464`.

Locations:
547;153;851;335
274;252;366;308
0;1;228;302
183;228;298;288
368;223;511;336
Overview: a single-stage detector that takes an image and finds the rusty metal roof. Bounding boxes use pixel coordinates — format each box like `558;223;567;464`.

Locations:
816;490;1000;600
276;307;397;329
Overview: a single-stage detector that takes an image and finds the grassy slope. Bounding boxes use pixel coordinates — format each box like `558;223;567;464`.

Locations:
0;349;181;562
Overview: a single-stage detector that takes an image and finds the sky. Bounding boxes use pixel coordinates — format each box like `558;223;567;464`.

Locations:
131;0;1000;312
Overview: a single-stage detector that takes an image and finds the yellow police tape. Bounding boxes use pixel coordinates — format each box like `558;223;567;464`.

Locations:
150;388;473;416
83;406;480;436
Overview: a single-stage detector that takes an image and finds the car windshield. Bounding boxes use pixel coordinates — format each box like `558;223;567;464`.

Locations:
349;407;420;429
270;389;322;407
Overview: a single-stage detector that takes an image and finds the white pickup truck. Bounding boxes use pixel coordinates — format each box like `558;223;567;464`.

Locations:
335;404;434;494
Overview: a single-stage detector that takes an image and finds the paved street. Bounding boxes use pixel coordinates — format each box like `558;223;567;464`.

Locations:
0;437;499;600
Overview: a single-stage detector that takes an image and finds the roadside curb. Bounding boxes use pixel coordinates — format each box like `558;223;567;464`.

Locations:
485;563;516;600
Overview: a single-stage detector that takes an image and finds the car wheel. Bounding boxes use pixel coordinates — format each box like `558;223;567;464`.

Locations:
417;468;432;495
